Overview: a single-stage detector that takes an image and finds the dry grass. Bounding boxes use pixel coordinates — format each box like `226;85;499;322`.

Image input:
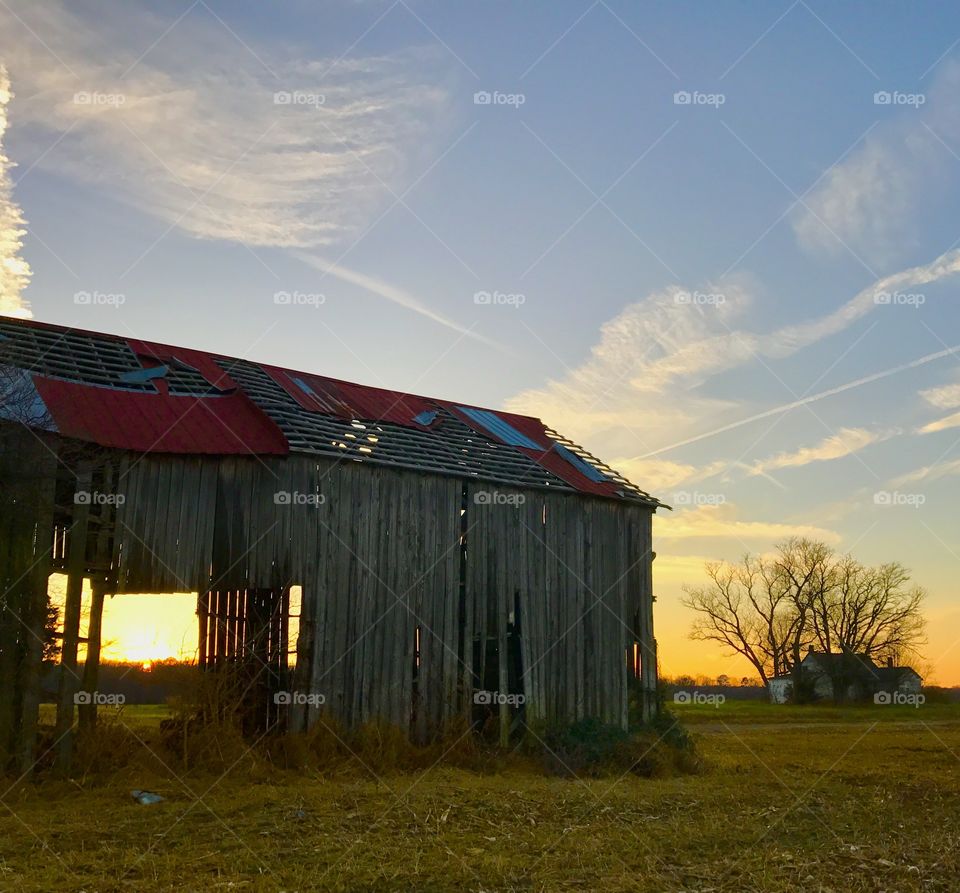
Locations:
2;704;959;891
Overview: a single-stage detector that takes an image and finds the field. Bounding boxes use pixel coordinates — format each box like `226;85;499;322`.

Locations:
3;701;959;892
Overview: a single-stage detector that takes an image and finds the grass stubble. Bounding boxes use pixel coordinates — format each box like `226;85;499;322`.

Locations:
1;703;958;892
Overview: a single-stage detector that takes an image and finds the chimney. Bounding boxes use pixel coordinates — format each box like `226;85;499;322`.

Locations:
887;657;894;669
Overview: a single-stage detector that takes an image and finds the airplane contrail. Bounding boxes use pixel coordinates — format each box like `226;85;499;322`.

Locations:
292;251;503;350
635;345;960;459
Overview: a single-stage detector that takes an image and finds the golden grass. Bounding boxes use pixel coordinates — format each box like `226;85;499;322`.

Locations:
2;706;959;891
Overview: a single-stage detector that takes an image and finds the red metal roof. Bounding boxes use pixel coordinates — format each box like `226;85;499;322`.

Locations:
0;317;658;504
33;377;288;455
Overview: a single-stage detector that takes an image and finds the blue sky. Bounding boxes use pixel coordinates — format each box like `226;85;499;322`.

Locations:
1;0;959;680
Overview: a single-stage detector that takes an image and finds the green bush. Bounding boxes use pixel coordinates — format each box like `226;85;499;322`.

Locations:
539;712;702;779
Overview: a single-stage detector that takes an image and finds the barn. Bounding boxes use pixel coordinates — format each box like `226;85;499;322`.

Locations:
0;316;664;771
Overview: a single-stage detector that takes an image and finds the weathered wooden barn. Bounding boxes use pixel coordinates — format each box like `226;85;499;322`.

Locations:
0;317;663;769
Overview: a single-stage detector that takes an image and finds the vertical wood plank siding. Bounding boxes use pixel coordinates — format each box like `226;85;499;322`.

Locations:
110;455;655;735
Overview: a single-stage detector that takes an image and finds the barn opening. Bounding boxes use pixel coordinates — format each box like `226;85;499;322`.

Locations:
0;317;666;774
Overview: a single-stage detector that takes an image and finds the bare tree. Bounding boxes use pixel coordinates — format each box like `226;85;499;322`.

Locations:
682;553;799;684
810;558;925;664
683;539;927;689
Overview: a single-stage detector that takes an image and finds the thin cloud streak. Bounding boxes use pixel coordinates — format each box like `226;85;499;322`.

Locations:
637;345;960;459
292;251;500;348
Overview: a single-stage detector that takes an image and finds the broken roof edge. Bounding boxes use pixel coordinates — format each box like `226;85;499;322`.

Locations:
0;316;667;508
540;425;669;510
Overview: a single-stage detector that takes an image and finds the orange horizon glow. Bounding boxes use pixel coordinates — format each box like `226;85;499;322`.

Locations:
49;567;960;686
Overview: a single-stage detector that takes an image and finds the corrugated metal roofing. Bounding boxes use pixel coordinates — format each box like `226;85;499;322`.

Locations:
0;317;662;506
454;406;546;450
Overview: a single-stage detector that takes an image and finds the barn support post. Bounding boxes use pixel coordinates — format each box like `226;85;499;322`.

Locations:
498;573;510;748
639;547;659;723
79;461;115;737
0;429;58;776
77;580;105;735
0;540;20;766
290;586;316;734
15;567;53;776
55;463;92;774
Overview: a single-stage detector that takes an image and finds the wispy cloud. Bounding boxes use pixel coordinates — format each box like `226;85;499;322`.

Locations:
611;457;728;493
0;2;450;250
0;66;31;318
656;504;842;545
506;249;960;470
792;61;960;264
918;411;960;434
748;426;899;476
892;457;960;486
920;377;960;410
917;374;960;433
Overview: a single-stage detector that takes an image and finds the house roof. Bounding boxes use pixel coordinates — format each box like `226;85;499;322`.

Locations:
803;651;878;670
874;666;922;682
802;651;920;681
0;317;663;506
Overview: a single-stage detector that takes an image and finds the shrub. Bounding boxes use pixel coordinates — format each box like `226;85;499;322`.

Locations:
538;712;702;779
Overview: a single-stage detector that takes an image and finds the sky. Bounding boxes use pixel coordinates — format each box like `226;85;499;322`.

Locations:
1;0;959;683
